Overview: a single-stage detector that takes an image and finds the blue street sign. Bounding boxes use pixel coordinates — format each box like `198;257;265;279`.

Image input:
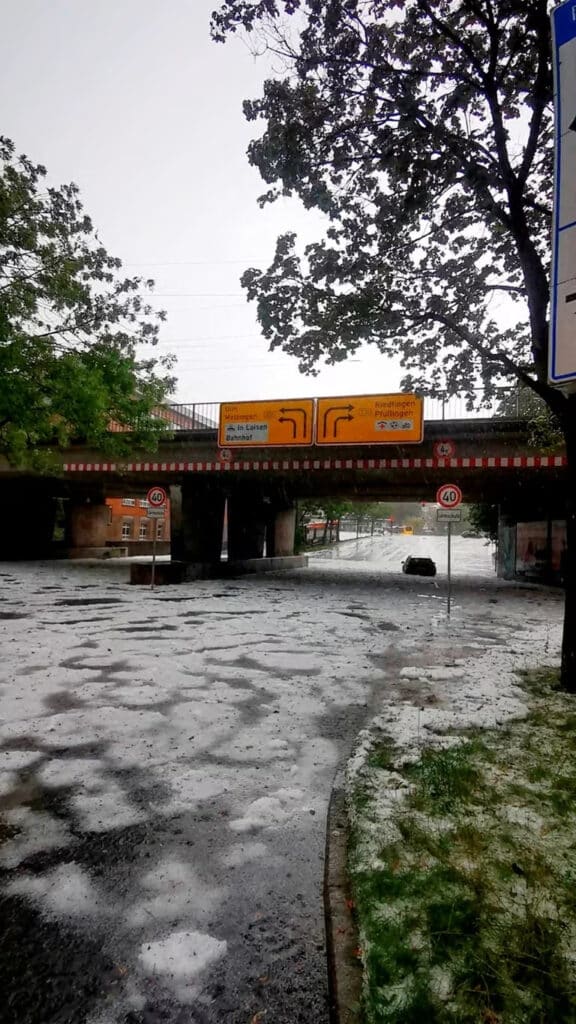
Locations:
550;1;576;384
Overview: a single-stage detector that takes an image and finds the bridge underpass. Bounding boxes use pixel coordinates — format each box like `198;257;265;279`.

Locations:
0;400;567;1024
0;417;567;569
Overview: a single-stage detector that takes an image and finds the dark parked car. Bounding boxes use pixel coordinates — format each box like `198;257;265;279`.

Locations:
402;556;437;577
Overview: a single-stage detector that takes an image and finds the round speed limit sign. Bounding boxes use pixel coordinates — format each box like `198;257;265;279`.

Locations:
433;439;456;459
436;483;463;509
147;486;167;509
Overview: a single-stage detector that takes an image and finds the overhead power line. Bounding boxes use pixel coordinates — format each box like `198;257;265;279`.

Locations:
169;362;295;371
158;333;263;342
159;344;268;352
143;292;245;298
154;304;253;311
156;336;267;350
124;258;267;266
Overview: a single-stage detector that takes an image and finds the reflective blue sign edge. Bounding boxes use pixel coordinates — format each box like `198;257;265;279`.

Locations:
553;0;576;46
550;1;576;382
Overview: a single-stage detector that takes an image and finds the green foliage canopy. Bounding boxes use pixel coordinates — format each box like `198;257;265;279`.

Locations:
497;384;563;450
212;1;576;689
0;137;175;466
212;0;564;415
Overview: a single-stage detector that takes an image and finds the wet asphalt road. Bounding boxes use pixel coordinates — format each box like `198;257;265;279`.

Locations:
0;539;563;1023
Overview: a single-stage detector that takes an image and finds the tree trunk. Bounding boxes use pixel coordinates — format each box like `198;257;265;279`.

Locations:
561;393;576;690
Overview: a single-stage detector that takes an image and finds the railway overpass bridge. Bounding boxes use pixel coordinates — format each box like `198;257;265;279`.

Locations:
0;410;567;570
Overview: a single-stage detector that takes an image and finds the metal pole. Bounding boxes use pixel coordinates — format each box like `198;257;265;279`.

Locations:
151;529;157;590
447;521;452;616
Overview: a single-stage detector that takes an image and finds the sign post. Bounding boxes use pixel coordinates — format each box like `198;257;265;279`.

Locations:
437;485;463;616
550;1;576;386
447;520;452;615
147;487;167;590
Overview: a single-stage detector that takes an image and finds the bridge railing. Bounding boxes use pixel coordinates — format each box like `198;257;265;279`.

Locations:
108;402;220;434
423;388;524;421
108;387;539;434
152;402;220;431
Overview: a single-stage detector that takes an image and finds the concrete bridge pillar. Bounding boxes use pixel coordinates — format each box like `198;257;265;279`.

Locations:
68;501;110;558
271;506;296;557
0;489;57;560
227;491;268;561
170;479;226;566
497;511;517;580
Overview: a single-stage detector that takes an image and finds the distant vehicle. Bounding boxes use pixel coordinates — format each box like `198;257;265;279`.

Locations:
462;530;480;538
402;556;437;577
401;525;414;535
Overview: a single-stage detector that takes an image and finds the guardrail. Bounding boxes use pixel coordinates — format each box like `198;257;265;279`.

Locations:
109;387;539;434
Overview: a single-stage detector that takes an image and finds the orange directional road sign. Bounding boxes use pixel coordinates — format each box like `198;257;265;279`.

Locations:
219;398;314;447
315;393;423;445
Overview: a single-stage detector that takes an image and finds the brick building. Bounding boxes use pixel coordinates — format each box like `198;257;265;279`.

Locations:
106;496;171;545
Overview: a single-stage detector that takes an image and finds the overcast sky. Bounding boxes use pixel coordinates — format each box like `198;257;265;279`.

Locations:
0;0;407;406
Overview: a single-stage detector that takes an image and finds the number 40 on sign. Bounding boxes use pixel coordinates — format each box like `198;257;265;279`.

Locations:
147;486;167;508
436;483;462;509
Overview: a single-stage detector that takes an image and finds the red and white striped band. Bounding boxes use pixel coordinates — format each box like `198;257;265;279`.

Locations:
61;454;567;473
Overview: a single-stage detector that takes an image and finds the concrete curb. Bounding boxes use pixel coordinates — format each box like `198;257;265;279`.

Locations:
324;779;362;1024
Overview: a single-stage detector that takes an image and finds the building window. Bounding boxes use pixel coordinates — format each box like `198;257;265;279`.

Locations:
139;499;149;509
139;521;147;540
156;521;164;540
121;519;132;539
122;498;136;507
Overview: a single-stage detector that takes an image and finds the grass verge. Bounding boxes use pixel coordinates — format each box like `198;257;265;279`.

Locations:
347;665;576;1023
